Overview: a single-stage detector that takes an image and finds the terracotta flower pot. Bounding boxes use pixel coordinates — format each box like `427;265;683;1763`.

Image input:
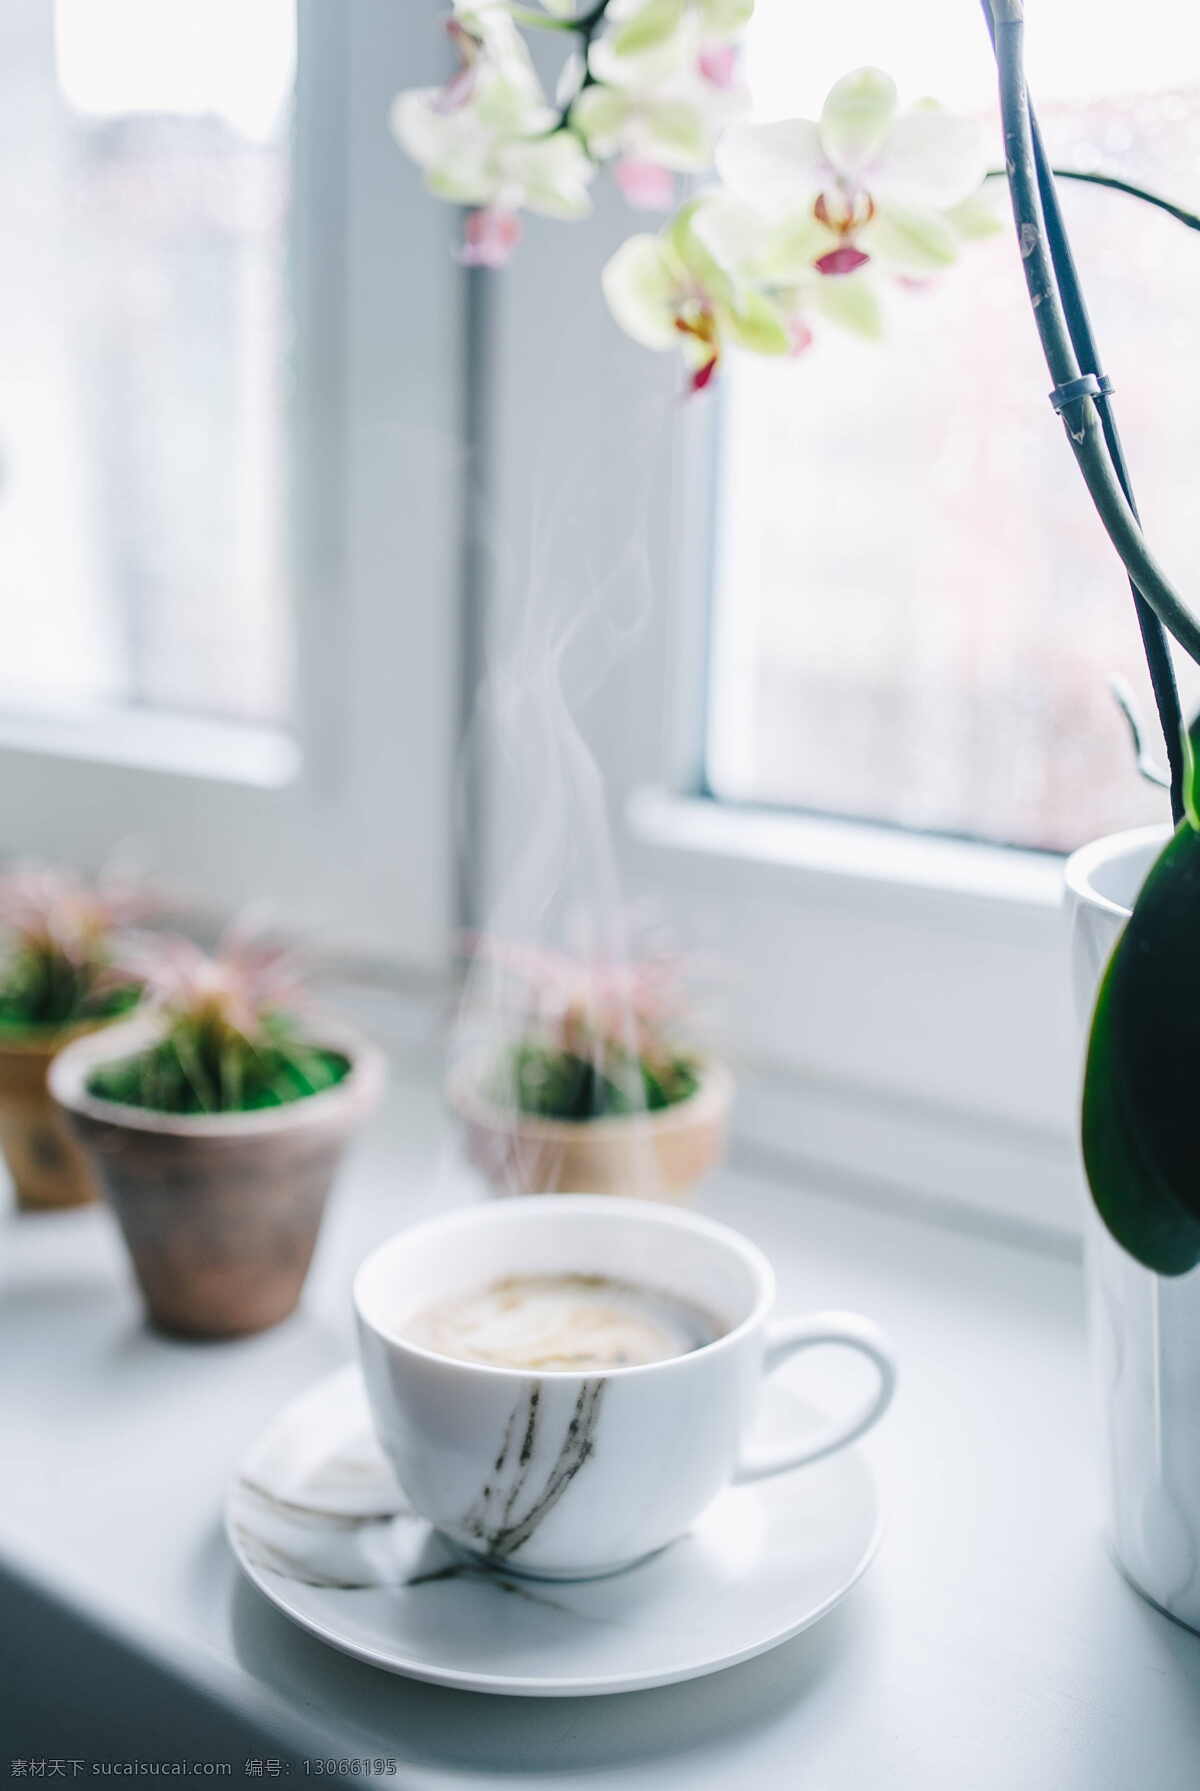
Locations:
447;1058;732;1202
49;1016;385;1339
0;1021;114;1212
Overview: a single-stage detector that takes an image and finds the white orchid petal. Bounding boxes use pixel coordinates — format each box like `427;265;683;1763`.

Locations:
589;12;701;91
639;97;712;169
818;67;898;178
388;90;446;165
427;160;498;206
870;107;988;209
602;234;680;348
611;0;687;57
474;70;557;135
944;188;1005;240
666;199;732;294
570;84;634;157
460;4;540;70
721;287;791;356
814;270;884;339
698;0;755;37
690;191;770;271
555;48;587;109
501;132;595;217
392;93;500;201
760;210;838;280
715;118;826;212
864;202;959;273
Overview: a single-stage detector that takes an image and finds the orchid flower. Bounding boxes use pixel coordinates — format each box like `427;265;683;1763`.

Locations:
574;11;749;209
688;188;887;342
602;199;791;390
391;0;757;258
600;0;753;61
391;2;594;264
601;68;998;381
716;67;991;279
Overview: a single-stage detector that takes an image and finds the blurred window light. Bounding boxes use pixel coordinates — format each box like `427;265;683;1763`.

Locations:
54;0;296;142
708;0;1200;853
0;1;294;736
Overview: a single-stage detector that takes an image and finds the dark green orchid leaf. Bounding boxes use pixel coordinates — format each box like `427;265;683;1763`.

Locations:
1083;725;1200;1273
1083;944;1200;1273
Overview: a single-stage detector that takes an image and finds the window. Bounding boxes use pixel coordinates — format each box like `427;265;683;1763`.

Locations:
481;1;1185;1231
2;0;294;729
0;1;464;968
708;0;1200;853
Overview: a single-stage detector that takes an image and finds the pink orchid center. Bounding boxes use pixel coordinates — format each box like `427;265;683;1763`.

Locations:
613;158;675;211
813;188;875;277
673;308;720;394
460;208;522;268
815;244;870;277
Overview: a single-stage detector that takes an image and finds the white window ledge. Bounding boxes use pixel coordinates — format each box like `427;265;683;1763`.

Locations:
628;788;1065;940
2;1039;1195;1782
0;705;300;789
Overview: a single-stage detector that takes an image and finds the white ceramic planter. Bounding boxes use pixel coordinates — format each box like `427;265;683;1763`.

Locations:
1065;825;1200;1631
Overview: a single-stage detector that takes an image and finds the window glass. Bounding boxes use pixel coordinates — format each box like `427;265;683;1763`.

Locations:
708;0;1200;851
0;0;295;727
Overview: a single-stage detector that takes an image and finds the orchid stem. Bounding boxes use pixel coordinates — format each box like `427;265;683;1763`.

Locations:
985;167;1200;234
984;0;1194;819
983;154;1188;818
552;0;612;130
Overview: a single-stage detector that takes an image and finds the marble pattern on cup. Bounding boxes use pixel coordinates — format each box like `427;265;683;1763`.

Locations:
224;1363;884;1696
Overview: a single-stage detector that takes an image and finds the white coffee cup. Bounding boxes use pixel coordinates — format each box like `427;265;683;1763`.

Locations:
354;1195;896;1580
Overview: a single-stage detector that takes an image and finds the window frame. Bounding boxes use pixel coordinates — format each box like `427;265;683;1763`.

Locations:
0;0;464;971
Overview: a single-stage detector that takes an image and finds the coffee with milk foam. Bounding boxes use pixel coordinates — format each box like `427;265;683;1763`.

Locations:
401;1272;723;1371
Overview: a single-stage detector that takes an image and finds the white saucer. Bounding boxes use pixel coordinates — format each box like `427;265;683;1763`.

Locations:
226;1364;881;1698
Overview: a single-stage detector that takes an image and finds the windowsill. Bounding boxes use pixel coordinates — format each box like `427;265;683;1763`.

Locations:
624;785;1082;1238
2;1011;1196;1780
0;705;300;789
628;787;1065;936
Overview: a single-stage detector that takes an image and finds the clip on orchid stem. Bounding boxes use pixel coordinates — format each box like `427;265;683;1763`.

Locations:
985;0;1195;819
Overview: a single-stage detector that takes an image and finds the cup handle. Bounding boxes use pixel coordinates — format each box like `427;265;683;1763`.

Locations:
732;1311;896;1483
